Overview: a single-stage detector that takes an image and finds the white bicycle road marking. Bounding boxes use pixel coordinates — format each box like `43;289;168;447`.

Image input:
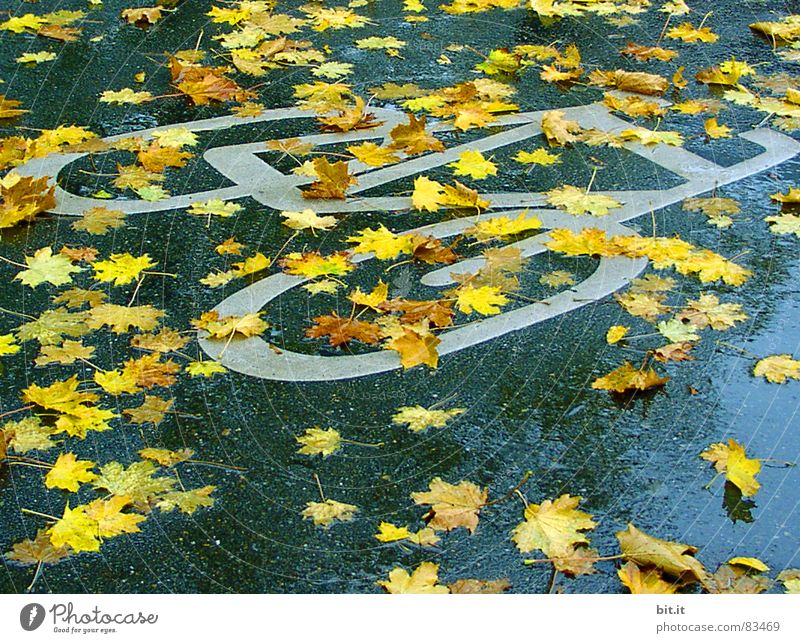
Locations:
16;98;800;381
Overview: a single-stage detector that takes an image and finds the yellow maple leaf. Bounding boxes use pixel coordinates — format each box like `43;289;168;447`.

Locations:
546;185;621;216
72;207;126;235
770;187;800;204
412;176;445;212
100;88;153;105
281;209;337;232
388;113;445;155
766;213;800;237
295;427;342;457
618;561;679;594
92;253;155;286
156;486;215;514
512;494;595;558
540;110;582;146
280;251;354;277
151;127;198;148
85;496;145;538
231;252;269;277
94;368;141;396
188;199;242;218
22;375;98;412
15;247;83;288
44;452;97;492
346;225;415;260
348;281;389;310
88;303;164;333
465;212;541;241
375;522;412;543
377;562;449;594
592;362;669;393
391;405;465;432
701;439;761;497
667;22;719;43
185;360;227;377
356;36;406;50
123;395;174;425
616;523;707;583
513;148;560;165
93;460;176;503
606;325;629;344
411;477;487;533
0;333;20;356
453;284;508;315
48;504;101;553
194;311;268;340
346;141;400;167
704;117;732;139
3;416;59;454
620;127;684;147
539;270;576;288
447;150;498;180
301;499;358;527
17;51;57;65
753;354;800;384
139;448;193;467
386;328;441;369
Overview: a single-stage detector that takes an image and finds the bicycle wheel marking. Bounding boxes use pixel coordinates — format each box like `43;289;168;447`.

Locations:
17;99;800;381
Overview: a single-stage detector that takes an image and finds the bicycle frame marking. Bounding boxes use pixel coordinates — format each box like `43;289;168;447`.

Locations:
18;99;800;381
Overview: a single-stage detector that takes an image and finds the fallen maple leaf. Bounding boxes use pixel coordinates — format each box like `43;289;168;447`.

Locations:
156;486;216;515
701;439;761;497
388;113;445;155
448;578;511;594
15;247;83;288
546;185;621;216
616;524;707;583
44;453;97;492
5;529;70;566
301;499;358;527
85;496;146;538
91;253;155;286
301;157;357;199
392;406;465;432
377;562;449;594
48;504;100;553
592;362;669;393
540;110;582;146
88;304;164;334
453;284;508;315
92;460;176;504
296;427;341;457
306;313;382;346
447;150;497;180
386;328;441;369
317;96;383;132
512;494;595;558
411;477;487;533
618;561;679;594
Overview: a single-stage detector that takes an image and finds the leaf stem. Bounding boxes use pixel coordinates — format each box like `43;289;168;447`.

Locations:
0;405;33;419
314;473;326;502
185;459;248;472
21;507;58;522
0;254;27;269
340;438;384;448
484;470;532;507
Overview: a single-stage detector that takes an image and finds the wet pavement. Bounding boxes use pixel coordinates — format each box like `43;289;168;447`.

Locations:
1;0;799;593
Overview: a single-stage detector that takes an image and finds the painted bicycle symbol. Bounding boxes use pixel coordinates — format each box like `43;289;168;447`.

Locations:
18;99;800;381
